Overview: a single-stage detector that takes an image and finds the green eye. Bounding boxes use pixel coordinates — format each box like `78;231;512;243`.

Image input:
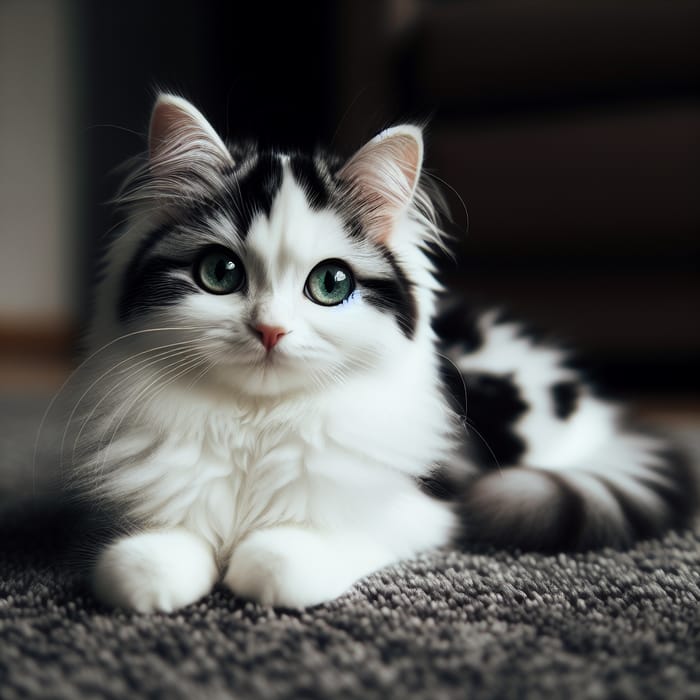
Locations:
305;260;355;306
195;247;245;295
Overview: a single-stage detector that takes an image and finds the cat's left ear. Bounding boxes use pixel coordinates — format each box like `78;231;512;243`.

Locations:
148;93;233;180
338;125;423;243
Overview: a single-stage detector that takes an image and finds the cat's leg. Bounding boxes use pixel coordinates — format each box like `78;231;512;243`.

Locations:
93;528;218;613
224;491;455;608
224;527;392;608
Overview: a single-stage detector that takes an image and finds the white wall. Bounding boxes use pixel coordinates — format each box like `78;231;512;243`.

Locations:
0;0;75;320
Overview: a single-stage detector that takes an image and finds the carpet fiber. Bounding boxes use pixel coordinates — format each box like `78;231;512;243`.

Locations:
1;395;699;699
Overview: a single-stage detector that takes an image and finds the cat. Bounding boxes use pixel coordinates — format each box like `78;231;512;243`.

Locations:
63;93;696;612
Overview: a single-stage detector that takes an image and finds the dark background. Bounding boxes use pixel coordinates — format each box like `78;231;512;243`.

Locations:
3;0;699;396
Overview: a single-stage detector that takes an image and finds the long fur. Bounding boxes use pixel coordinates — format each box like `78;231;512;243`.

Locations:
62;94;696;612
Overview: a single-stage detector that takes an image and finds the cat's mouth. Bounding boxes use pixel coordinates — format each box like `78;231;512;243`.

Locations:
258;348;284;366
246;342;294;369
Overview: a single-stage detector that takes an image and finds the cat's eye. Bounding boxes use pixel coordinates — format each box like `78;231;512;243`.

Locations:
305;260;355;306
195;246;246;295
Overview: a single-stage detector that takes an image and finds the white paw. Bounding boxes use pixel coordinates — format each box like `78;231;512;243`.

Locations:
93;529;218;613
223;529;353;608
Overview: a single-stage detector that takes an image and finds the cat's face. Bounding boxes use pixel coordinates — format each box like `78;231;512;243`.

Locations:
104;95;437;398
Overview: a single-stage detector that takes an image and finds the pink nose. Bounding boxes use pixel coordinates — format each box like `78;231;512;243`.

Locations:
254;324;287;352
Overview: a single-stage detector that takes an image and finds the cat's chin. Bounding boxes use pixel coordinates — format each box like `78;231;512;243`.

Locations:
199;359;325;400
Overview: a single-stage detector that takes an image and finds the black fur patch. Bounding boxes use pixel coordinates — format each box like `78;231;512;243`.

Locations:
493;308;549;344
550;380;580;419
539;471;587;550
417;465;465;502
124;222;175;272
438;354;468;417
119;256;195;320
643;447;698;529
461;372;529;467
222;153;284;236
358;247;417;339
224;140;258;168
289;154;331;210
456;469;587;552
598;477;658;541
119;154;286;322
433;300;484;355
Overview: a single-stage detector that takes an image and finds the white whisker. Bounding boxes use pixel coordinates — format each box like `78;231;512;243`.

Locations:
69;344;208;467
95;352;210;475
33;325;212;494
61;340;202;469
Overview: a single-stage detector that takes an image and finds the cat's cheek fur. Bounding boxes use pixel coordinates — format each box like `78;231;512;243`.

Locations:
92;529;218;613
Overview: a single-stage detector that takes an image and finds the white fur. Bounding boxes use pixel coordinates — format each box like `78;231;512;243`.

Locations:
71;103;458;611
452;312;675;522
71;95;687;612
93;529;218;613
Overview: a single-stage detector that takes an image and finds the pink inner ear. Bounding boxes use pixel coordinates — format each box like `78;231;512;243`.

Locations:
149;101;186;161
388;134;421;190
147;95;233;172
339;129;423;244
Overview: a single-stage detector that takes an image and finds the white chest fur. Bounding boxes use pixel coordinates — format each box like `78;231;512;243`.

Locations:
91;350;455;561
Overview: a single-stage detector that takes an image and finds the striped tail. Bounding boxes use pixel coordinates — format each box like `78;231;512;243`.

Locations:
458;435;696;551
435;302;698;551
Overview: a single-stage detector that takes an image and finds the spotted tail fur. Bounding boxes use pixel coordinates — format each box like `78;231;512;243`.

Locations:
435;302;697;551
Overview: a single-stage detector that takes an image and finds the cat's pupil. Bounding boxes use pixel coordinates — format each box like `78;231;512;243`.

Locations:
216;258;234;281
323;270;335;293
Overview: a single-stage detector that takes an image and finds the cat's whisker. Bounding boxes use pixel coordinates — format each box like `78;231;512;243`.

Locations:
67;344;202;443
185;358;218;392
129;355;212;427
422;170;468;242
95;353;211;475
101;352;206;433
61;340;203;469
34;324;214;493
88;123;146;138
70;344;208;467
462;418;502;473
436;352;469;421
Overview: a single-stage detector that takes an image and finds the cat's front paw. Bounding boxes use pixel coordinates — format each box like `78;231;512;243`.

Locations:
224;528;351;608
93;529;218;613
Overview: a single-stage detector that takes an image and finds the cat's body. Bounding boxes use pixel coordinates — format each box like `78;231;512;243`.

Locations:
66;94;695;612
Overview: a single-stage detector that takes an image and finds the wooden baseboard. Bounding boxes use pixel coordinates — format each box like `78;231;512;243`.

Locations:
0;317;76;390
0;316;76;359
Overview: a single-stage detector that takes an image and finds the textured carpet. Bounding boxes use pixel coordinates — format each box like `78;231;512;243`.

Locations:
1;394;699;700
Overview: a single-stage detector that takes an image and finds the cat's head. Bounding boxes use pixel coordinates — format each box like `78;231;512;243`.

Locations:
94;94;445;398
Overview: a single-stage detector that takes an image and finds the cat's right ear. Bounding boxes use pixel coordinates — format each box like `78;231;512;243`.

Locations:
148;94;233;179
338;125;424;244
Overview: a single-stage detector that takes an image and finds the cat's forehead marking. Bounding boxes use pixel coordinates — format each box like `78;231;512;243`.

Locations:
221;152;284;238
244;169;406;321
119;145;415;333
245;166;347;276
287;153;334;211
216;150;335;239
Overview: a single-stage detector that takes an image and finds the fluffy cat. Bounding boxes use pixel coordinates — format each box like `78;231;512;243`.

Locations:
64;94;695;612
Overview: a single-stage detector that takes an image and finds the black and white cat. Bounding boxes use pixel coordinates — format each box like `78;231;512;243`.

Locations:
66;94;695;612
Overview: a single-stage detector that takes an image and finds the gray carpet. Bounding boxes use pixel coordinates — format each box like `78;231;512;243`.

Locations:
1;394;699;700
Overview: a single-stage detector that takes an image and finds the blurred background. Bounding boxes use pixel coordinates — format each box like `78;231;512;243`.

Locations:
0;0;698;412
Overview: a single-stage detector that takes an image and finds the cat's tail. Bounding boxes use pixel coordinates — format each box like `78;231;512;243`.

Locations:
435;303;698;551
457;428;697;551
